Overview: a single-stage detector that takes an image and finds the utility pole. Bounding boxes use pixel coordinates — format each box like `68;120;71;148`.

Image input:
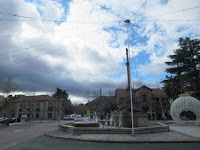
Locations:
126;48;130;90
124;19;134;136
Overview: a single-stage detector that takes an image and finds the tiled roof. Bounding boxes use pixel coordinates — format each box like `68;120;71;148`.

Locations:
86;96;116;106
13;95;57;103
115;86;167;99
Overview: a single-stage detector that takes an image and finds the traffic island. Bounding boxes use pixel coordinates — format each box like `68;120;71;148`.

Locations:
58;122;169;135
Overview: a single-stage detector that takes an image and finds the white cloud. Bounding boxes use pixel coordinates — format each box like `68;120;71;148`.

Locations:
0;0;199;103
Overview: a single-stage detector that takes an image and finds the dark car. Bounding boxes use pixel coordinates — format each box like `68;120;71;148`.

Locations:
9;118;16;123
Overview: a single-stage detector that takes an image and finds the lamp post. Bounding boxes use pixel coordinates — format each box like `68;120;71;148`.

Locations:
124;19;134;136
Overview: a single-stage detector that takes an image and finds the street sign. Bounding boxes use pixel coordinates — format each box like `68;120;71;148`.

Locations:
87;110;90;115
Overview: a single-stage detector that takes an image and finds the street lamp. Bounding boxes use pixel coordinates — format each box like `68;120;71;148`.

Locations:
124;19;134;136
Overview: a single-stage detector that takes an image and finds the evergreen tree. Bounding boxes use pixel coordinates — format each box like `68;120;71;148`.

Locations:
162;37;200;99
52;88;73;115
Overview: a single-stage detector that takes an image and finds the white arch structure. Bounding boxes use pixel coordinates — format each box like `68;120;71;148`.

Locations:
170;94;200;125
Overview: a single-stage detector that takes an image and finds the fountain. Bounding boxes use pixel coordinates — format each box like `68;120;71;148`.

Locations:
59;110;169;135
94;112;98;123
109;111;114;127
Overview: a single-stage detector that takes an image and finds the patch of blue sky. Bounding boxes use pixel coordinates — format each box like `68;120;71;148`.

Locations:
104;26;123;48
103;26;124;33
107;72;126;79
57;0;72;22
131;50;151;66
160;0;168;5
25;0;71;25
128;29;149;48
177;26;188;32
139;73;166;85
86;73;96;77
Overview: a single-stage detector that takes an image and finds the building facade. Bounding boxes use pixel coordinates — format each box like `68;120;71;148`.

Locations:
0;95;63;120
115;85;170;120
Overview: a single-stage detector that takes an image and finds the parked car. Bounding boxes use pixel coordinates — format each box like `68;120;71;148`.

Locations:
0;117;7;122
74;115;83;122
0;117;10;126
65;114;77;120
9;118;16;123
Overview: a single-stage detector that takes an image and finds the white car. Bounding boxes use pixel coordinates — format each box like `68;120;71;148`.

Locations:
74;115;83;122
65;114;77;120
0;117;7;122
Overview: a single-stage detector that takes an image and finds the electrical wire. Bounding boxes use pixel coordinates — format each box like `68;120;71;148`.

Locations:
131;27;165;70
0;18;123;24
0;21;121;38
90;0;125;20
0;47;62;69
0;27;104;56
129;0;148;19
135;19;200;22
142;5;200;18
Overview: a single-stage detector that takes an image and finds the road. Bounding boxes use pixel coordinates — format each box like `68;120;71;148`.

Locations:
0;121;65;150
1;121;200;150
5;135;200;150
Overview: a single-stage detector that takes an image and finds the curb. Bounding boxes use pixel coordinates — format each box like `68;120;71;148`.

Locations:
44;131;200;143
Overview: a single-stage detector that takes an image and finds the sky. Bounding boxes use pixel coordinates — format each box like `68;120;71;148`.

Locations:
0;0;200;103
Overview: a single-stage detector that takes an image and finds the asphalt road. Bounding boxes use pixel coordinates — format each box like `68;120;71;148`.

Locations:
5;135;200;150
1;121;200;150
0;121;65;150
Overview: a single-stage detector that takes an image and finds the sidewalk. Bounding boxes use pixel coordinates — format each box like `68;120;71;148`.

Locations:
169;123;200;138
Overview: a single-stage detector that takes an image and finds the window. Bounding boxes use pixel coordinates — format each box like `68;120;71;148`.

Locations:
36;113;39;118
48;113;52;118
36;103;40;111
142;95;147;102
48;102;53;111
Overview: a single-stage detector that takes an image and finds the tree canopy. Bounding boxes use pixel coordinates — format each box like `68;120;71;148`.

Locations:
52;88;73;115
162;37;200;99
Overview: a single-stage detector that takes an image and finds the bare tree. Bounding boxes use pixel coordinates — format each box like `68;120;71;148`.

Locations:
134;78;144;88
1;76;19;96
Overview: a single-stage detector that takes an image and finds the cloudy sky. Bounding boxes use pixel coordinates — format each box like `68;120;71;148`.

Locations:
0;0;199;103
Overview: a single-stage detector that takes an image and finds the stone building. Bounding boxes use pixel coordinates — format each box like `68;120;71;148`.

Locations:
0;95;62;120
115;85;170;120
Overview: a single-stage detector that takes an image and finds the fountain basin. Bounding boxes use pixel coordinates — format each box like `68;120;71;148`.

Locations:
58;122;169;135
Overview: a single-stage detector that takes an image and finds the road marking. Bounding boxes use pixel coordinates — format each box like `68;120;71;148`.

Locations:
0;131;10;134
0;129;24;135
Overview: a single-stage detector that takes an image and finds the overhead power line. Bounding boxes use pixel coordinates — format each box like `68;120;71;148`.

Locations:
0;48;62;69
0;21;121;38
143;5;200;18
0;28;102;56
0;18;122;24
0;11;67;22
129;0;148;19
90;0;125;20
136;19;200;22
